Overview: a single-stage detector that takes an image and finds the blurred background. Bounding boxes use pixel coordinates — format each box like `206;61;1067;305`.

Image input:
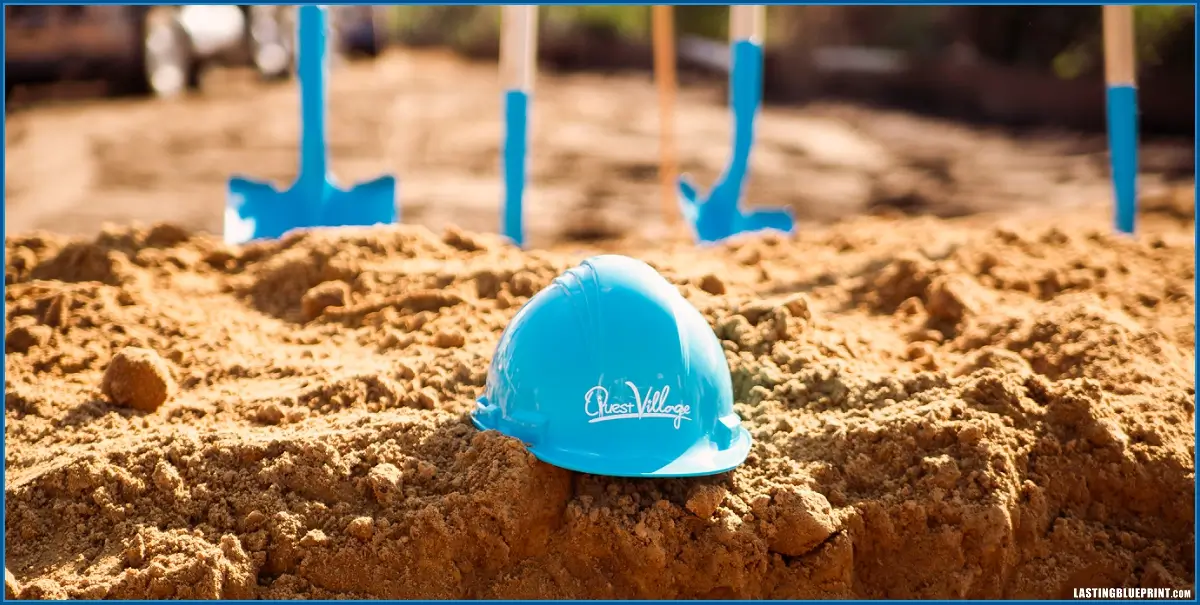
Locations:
5;5;1195;246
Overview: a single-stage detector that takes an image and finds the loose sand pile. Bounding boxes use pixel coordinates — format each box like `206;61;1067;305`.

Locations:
4;205;1195;599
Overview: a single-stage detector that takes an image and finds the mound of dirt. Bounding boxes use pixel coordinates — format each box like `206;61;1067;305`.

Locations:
4;211;1194;599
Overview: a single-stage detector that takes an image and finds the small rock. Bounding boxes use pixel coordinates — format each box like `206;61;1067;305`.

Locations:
895;296;926;317
926;276;977;323
102;347;176;412
1085;418;1129;448
6;324;51;354
298;529;329;547
347;517;374;541
255;403;285;425
766;487;838;557
697;274;726;295
442;225;485;252
405;387;438;410
781;294;812;322
473;270;505;299
124;533;148;567
144;223;192;248
905;341;935;362
6;568;20;600
685;484;727;519
509;272;539;297
432;329;465;349
368;463;403;503
956;424;984;446
152;459;184;493
495;290;516;310
244;510;267;531
300;281;350;321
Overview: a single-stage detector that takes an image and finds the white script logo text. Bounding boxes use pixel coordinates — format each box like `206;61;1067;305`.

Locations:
584;382;691;429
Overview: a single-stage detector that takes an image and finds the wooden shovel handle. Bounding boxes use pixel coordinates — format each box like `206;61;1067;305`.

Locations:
502;6;538;91
653;5;679;227
730;5;766;43
1103;6;1136;86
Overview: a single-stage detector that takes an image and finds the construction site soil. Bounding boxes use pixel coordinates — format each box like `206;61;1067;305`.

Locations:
3;49;1196;599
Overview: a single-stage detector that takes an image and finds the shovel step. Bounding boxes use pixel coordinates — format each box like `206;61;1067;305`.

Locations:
226;176;397;244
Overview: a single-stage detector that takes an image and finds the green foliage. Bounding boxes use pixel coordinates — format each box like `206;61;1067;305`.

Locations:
381;4;1193;78
675;6;730;40
542;6;650;37
385;6;491;48
1133;5;1193;65
383;5;734;47
1051;5;1193;79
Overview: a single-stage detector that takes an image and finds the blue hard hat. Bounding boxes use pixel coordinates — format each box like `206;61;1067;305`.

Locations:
472;254;752;478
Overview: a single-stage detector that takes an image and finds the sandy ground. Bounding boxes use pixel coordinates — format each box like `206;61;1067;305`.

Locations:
3;49;1197;599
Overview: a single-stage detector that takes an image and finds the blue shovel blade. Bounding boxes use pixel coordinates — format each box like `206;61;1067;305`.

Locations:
226;176;293;244
225;175;398;245
736;207;795;235
320;175;398;228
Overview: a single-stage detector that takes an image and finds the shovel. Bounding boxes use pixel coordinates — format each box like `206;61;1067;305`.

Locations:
500;5;538;248
1103;5;1138;235
677;5;793;245
225;4;397;245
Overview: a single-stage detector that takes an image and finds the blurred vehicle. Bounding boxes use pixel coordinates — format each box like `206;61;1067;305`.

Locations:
243;5;383;80
5;5;385;99
5;5;154;96
335;5;385;58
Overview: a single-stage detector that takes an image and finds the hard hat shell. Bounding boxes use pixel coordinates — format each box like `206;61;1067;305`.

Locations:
473;254;752;478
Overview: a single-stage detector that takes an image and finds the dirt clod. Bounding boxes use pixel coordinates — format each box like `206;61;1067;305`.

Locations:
6;324;51;353
347;517;374;541
685;484;727;519
301;281;350;321
697;273;726;295
100;346;176;412
255;402;285;425
432;328;466;349
926;275;978;323
442;225;486;252
368;463;403;504
765;487;838;557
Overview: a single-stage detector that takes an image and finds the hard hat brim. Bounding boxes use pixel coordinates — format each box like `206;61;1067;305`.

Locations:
473;413;753;478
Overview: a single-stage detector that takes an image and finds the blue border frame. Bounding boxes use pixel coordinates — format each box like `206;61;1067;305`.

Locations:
1;1;1196;603
2;1;1196;5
